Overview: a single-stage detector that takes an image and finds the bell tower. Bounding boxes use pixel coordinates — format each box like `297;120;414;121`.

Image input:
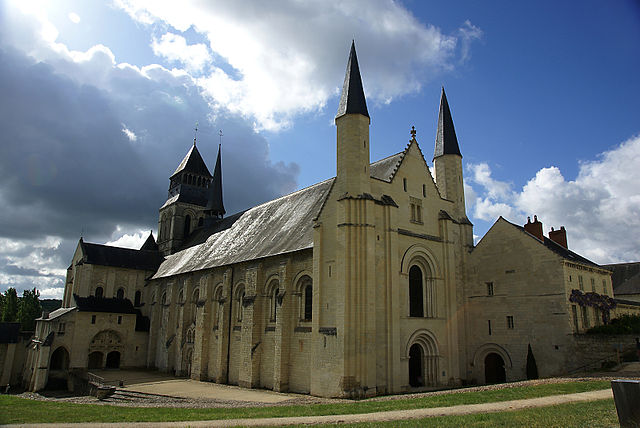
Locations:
157;138;213;255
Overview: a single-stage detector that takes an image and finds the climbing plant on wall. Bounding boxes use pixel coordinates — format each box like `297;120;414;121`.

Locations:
569;289;617;324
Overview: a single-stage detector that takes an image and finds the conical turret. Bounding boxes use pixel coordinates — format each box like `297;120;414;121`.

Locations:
434;87;461;158
205;144;225;218
335;41;371;196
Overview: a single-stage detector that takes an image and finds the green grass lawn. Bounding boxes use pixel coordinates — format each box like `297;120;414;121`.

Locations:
0;380;611;425
308;399;619;427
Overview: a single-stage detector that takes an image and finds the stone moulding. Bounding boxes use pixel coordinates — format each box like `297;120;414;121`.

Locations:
319;327;337;336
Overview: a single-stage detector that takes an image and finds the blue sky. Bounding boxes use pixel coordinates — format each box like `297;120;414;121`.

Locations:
0;0;639;298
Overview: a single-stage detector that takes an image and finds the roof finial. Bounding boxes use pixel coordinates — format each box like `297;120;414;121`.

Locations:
218;129;223;147
410;126;417;141
193;121;199;146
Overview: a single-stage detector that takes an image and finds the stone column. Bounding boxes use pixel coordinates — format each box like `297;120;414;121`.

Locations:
214;268;232;383
273;260;292;392
238;264;263;388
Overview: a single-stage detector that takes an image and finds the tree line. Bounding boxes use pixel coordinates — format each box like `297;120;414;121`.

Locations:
0;287;43;331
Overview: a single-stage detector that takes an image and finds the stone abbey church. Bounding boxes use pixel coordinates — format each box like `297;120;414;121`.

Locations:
19;43;633;398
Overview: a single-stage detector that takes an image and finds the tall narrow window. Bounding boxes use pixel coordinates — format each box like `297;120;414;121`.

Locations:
403;178;407;192
116;288;125;299
409;265;424;317
304;282;313;321
134;290;141;306
590;278;595;292
95;287;104;298
184;215;191;238
486;282;494;296
271;287;279;322
422;184;426;197
602;279;607;295
581;306;589;328
507;316;514;329
578;275;584;290
572;305;579;332
488;320;492;335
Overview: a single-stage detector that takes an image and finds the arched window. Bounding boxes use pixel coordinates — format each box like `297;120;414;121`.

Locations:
303;282;313;321
184;215;191;237
178;289;184;304
198;217;204;227
161;292;167;305
271;287;279;322
409;265;424;317
116;288;125;299
235;286;245;322
95;286;104;298
134;290;142;306
212;285;223;329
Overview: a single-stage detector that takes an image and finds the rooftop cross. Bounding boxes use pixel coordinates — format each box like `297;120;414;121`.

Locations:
193;122;199;146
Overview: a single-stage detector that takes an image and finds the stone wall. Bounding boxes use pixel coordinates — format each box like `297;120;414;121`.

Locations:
570;334;639;373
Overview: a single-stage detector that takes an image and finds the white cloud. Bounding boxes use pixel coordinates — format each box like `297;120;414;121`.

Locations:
68;12;81;24
105;227;152;249
121;125;137;141
151;33;211;73
115;0;479;130
466;135;640;264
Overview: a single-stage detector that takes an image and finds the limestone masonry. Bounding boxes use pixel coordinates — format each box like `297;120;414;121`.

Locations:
16;42;640;397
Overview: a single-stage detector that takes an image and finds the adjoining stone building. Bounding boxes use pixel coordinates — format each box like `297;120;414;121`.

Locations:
20;42;639;396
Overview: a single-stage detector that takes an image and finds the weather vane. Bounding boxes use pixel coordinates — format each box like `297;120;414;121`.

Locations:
218;129;223;147
193;121;199;146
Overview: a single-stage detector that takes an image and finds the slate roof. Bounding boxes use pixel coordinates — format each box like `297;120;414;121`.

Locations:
434;87;462;158
0;322;20;344
40;307;75;321
160;188;209;209
170;144;212;179
205;145;225;216
180;211;245;250
154;178;334;279
73;294;138;314
140;232;159;251
604;262;640;295
80;241;164;272
370;152;405;182
502;217;601;267
336;41;369;119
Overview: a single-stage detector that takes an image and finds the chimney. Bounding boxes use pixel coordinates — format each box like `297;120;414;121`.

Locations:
524;215;544;241
549;226;568;248
41;310;49;320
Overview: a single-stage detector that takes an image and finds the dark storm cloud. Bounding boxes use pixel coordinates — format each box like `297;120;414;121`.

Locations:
0;46;298;294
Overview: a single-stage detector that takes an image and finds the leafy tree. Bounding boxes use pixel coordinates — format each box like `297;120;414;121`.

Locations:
0;292;5;320
1;288;19;322
18;288;42;331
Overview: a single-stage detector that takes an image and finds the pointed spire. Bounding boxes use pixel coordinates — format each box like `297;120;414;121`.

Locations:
205;144;225;218
140;231;159;251
336;41;369;119
171;144;212;179
434;87;461;158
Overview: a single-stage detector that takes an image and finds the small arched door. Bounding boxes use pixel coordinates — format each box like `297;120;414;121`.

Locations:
409;344;424;387
484;352;506;384
88;351;103;369
106;351;121;369
50;347;69;371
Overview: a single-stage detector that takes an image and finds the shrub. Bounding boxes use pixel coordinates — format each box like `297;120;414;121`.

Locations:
586;314;640;334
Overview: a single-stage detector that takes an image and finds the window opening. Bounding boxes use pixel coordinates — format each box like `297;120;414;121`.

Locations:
95;287;103;298
409;265;424;317
507;316;514;329
486;282;494;296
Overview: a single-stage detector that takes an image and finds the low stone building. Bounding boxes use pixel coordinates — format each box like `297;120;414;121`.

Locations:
20;42;639;396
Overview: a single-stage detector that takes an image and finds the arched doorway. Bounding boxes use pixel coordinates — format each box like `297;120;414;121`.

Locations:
409;344;424;387
50;347;69;370
106;351;121;369
88;351;103;369
485;352;506;384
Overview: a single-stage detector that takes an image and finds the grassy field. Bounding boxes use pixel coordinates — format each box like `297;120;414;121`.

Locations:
308;399;619;427
0;380;611;424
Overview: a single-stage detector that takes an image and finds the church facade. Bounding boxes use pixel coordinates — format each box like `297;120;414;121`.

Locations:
21;43;637;397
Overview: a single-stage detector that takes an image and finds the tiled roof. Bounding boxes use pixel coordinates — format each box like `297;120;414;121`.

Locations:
81;241;164;271
73;294;138;314
604;262;640;295
0;322;20;344
170;144;212;179
154;179;334;279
